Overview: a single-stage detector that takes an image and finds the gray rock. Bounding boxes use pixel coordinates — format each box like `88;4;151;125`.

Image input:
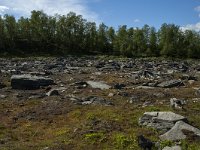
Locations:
160;121;200;141
170;98;186;109
162;146;182;150
195;89;200;96
82;96;113;106
69;95;113;106
113;83;126;89
11;74;54;90
86;81;111;90
46;89;59;96
139;112;187;132
157;80;183;88
0;95;7;99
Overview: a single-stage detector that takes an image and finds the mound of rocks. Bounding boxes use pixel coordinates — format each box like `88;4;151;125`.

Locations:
139;112;200;142
11;74;54;90
139;112;187;132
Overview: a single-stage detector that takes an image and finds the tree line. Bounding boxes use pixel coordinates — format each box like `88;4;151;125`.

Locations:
0;10;200;58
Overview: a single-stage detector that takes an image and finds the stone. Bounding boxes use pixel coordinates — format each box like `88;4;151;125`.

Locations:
170;98;186;109
139;112;187;132
73;81;88;89
137;135;154;150
108;93;114;97
162;146;182;150
113;83;126;89
0;95;7;99
136;86;155;89
11;74;54;90
86;81;111;90
157;80;184;88
46;89;59;96
69;95;113;106
82;96;113;106
195;89;200;96
160;121;200;141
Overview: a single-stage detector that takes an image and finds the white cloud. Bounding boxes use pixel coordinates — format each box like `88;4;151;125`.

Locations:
0;0;100;22
0;5;9;15
195;6;200;12
134;19;140;23
180;6;200;32
181;22;200;32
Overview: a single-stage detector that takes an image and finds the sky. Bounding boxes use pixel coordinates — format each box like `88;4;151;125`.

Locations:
0;0;200;31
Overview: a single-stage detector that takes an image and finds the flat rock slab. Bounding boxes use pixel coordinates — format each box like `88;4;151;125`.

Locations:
160;121;200;141
86;81;111;90
157;80;183;88
139;112;186;132
162;146;182;150
11;74;54;90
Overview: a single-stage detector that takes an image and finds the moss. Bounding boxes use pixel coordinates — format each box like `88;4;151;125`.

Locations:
84;132;106;144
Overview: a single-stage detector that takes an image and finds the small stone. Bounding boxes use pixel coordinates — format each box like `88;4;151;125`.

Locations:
108;93;114;97
46;89;59;96
170;98;186;109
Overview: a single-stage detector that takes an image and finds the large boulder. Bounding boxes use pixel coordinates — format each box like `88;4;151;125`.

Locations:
160;121;200;141
157;80;184;88
11;74;54;90
139;112;187;132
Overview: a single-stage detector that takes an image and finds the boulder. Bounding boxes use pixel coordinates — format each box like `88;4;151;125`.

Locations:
160;121;200;141
11;74;54;90
139;112;187;132
157;80;183;88
86;81;111;90
162;146;181;150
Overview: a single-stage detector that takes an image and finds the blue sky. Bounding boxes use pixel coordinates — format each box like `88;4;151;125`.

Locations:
0;0;200;30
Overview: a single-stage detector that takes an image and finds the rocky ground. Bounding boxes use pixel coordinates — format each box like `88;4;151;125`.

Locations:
0;56;200;150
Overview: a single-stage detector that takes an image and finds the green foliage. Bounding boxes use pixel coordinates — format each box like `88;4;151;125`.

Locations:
160;140;174;149
84;132;105;144
0;11;200;58
112;133;140;150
